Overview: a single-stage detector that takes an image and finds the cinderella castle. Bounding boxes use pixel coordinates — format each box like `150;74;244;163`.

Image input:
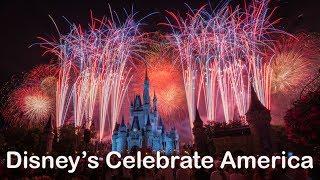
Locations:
112;70;179;155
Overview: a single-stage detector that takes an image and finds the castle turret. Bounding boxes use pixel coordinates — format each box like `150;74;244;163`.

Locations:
153;91;158;112
246;86;272;154
158;117;165;134
119;115;127;132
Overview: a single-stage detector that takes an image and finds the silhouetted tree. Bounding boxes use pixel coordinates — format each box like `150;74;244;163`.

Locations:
284;89;320;146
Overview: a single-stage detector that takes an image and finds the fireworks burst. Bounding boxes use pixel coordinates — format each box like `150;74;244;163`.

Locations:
271;33;320;95
23;90;53;121
24;64;59;86
2;64;59;127
271;52;312;94
131;45;186;120
3;86;53;127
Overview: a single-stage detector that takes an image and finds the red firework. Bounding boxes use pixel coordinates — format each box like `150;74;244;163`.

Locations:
130;40;187;121
24;64;59;85
3;86;53;127
271;33;320;95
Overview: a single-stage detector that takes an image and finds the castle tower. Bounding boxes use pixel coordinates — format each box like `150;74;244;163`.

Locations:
192;109;208;154
42;116;54;154
130;101;134;114
131;95;146;127
128;116;143;150
246;86;272;154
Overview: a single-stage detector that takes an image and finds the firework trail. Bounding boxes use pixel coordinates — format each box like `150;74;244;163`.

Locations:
228;61;250;120
166;0;282;125
85;69;99;129
39;31;74;129
165;9;203;133
106;13;144;139
200;61;218;122
239;0;282;109
73;70;90;128
55;62;72;129
39;10;144;140
98;67;113;141
202;6;236;123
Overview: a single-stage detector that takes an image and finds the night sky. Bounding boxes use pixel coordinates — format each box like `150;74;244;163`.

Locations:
1;0;320;85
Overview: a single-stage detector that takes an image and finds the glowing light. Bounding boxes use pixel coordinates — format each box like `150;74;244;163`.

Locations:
24;92;53;121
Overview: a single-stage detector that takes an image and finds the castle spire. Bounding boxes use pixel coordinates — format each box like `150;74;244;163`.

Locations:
145;68;149;81
194;108;203;125
153;90;157;100
143;68;150;105
121;115;126;127
247;85;268;112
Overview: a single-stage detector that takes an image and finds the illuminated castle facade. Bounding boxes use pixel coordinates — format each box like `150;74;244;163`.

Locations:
112;71;179;155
